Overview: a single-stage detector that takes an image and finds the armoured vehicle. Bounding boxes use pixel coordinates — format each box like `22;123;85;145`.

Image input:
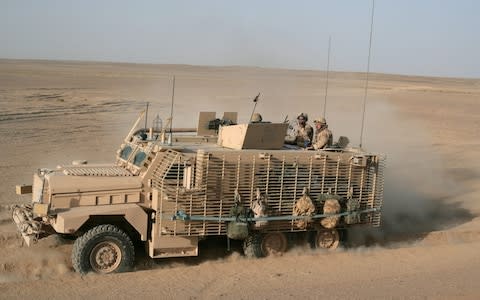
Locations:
13;111;385;274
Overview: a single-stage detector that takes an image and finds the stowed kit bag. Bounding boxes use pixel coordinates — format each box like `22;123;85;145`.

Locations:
227;220;249;240
316;193;343;229
320;198;341;228
293;188;316;229
251;188;269;228
227;191;249;240
344;198;361;224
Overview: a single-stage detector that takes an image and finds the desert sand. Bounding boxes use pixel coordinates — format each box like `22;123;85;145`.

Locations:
0;59;479;299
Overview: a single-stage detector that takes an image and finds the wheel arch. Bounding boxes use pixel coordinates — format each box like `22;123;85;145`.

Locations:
78;215;141;242
51;204;150;241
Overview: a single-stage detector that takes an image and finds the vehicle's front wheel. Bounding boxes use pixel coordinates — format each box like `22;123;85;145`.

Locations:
72;224;135;274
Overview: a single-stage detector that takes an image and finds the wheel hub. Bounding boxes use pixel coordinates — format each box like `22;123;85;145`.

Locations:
90;241;122;273
316;229;340;250
97;246;117;266
261;232;287;256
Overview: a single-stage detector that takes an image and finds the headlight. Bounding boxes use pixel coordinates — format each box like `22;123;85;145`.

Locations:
32;172;45;203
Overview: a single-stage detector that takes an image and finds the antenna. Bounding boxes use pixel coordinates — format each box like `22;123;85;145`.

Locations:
124;110;146;143
359;0;375;148
249;93;261;122
144;102;149;130
323;35;331;118
169;76;176;145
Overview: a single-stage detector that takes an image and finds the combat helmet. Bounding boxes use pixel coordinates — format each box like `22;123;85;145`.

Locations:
251;113;263;123
297;113;308;122
313;117;327;124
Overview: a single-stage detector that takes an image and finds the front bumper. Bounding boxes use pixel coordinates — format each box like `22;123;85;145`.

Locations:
12;204;43;246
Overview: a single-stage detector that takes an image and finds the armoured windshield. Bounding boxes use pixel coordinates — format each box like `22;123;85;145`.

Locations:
120;146;133;160
133;151;147;167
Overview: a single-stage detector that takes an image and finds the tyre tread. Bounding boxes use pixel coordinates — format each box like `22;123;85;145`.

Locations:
243;233;264;258
72;224;134;274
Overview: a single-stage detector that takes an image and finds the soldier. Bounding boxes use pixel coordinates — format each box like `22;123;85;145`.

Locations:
250;113;263;123
285;113;314;148
311;117;333;150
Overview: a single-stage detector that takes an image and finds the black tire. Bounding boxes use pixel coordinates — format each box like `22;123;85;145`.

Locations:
309;229;340;250
243;233;263;258
72;224;135;274
339;229;349;248
260;232;288;256
243;232;288;258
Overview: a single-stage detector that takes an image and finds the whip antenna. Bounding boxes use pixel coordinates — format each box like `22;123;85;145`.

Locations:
249;93;261;122
323;35;331;118
144;102;149;130
168;76;176;145
359;0;375;148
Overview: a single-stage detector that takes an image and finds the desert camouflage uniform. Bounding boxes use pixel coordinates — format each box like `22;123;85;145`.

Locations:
251;189;268;228
297;124;313;147
313;126;333;150
285;122;314;147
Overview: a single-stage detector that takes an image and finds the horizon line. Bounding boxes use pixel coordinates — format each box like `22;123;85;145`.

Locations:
1;57;478;81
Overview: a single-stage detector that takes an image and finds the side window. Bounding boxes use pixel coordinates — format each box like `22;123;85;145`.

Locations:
120;146;132;160
133;151;147;167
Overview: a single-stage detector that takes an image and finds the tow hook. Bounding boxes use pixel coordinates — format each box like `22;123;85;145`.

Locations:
11;205;42;246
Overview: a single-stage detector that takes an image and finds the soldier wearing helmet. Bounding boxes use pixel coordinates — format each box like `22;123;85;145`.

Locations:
250;113;263;123
284;113;314;148
311;117;333;150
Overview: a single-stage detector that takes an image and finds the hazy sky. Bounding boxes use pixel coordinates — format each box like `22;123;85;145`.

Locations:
1;0;479;78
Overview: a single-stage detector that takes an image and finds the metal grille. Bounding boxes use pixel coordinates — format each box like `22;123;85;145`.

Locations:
371;154;386;227
63;166;133;177
152;150;385;236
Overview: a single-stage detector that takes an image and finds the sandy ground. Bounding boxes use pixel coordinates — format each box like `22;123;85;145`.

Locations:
0;59;479;299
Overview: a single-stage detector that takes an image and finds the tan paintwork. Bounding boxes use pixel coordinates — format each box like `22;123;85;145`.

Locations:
222;112;238;124
12;111;385;263
151;148;384;238
32;203;49;216
217;123;289;150
148;235;199;258
51;203;149;240
147;188;199;257
47;172;141;194
197;112;217;136
16;184;32;195
49;189;142;210
197;111;238;136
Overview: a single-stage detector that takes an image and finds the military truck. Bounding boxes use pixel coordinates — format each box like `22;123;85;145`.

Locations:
12;111;385;274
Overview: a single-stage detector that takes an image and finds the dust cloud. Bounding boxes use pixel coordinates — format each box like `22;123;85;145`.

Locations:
0;205;73;282
0;233;74;282
339;97;473;247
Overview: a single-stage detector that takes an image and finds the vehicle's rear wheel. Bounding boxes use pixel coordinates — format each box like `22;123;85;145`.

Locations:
243;232;288;258
312;229;340;250
261;232;288;256
72;224;135;274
